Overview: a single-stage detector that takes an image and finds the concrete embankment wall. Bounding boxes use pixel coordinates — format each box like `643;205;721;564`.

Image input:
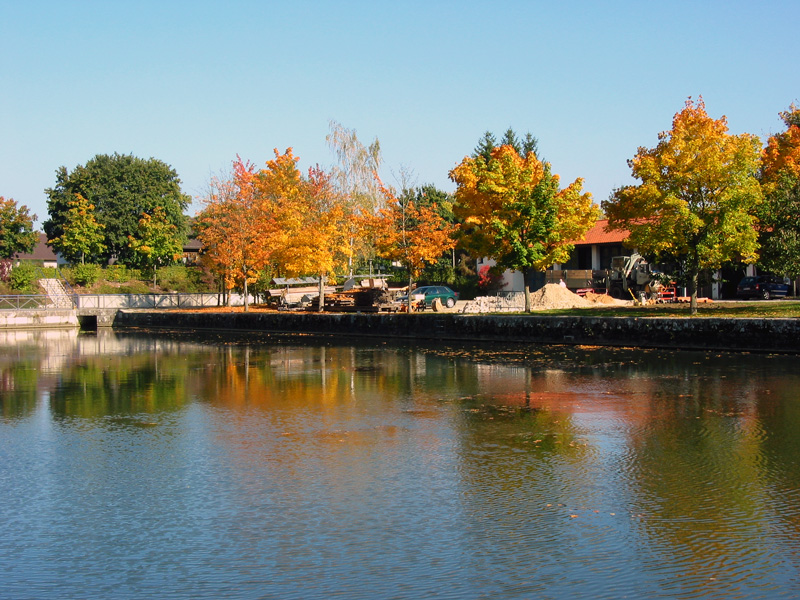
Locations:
114;311;800;353
0;310;79;329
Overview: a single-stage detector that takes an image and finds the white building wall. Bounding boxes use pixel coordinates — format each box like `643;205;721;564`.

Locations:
477;258;525;292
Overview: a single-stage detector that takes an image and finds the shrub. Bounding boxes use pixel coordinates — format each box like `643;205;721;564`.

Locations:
0;259;12;282
452;273;479;301
65;264;102;287
421;257;457;285
104;265;140;283
157;265;203;293
9;264;39;293
477;264;503;294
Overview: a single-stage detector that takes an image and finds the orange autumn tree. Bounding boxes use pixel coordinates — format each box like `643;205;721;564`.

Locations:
371;177;457;303
761;105;800;187
758;105;800;279
275;165;353;310
197;156;283;311
253;150;353;310
200;148;358;312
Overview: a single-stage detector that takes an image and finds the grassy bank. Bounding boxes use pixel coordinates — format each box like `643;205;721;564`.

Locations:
537;299;800;319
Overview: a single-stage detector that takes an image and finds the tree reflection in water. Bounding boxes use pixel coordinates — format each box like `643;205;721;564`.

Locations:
1;329;799;599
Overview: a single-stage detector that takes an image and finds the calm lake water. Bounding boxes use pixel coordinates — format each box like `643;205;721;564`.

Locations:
1;328;800;600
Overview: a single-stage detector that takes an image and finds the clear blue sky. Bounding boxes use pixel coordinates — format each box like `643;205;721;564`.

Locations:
2;0;798;226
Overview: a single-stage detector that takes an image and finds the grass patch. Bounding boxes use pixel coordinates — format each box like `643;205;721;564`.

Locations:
532;300;800;319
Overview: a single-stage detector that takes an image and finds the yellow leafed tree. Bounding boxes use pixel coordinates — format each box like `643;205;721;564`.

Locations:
271;162;355;310
602;98;762;313
450;145;598;311
757;105;800;279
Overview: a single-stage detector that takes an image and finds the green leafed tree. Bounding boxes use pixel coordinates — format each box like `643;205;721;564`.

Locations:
44;153;189;266
0;197;37;259
128;206;185;288
47;194;105;264
602;98;762;313
473;129;540;162
473;131;498;162
757;177;800;280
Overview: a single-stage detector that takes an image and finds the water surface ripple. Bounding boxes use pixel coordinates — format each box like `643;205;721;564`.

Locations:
1;330;799;599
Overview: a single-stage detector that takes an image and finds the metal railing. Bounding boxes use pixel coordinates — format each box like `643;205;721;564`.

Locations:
0;295;54;310
73;293;229;310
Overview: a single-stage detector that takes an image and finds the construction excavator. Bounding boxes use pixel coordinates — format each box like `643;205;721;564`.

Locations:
607;253;671;302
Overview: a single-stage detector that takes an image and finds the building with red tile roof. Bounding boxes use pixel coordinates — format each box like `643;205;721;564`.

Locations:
576;219;628;246
562;219;631;271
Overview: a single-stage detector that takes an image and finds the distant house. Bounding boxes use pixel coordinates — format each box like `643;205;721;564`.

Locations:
558;219;629;271
477;219;633;292
182;238;203;265
13;233;63;269
477;219;767;299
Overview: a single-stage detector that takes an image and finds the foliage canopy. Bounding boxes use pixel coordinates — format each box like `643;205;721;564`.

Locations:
451;144;598;310
47;194;105;264
197;149;357;310
602;98;762;312
370;178;457;293
757;105;800;279
0;197;37;259
129;206;184;286
44;153;189;266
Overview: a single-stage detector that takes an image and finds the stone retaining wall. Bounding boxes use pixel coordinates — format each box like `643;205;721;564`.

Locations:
113;311;800;353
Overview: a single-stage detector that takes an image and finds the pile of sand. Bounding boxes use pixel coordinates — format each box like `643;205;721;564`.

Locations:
528;284;593;310
461;285;633;313
583;291;629;306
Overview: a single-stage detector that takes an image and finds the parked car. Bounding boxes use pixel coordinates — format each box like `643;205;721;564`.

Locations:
397;285;459;309
736;276;789;300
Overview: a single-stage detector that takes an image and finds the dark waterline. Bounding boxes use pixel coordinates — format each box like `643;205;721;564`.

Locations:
1;329;799;599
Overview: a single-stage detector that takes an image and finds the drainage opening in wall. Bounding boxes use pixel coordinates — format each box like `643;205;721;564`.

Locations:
78;315;98;330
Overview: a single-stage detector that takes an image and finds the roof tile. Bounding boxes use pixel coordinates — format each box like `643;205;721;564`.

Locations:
573;219;628;245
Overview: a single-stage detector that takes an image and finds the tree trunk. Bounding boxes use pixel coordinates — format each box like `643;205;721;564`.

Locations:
688;271;698;315
408;272;414;312
243;273;249;312
688;249;700;315
317;273;325;312
523;267;532;312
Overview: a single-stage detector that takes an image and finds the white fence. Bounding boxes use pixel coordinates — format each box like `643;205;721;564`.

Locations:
0;293;249;311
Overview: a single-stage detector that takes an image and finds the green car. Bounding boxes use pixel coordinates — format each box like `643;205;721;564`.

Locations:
400;285;459;309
